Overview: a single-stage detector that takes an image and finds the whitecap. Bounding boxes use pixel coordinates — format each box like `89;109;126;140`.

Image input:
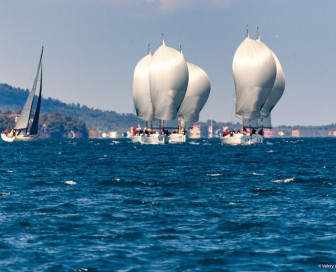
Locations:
207;173;221;177
189;141;200;145
1;192;10;196
65;180;77;185
271;177;295;183
323;165;336;169
252;172;264;176
6;170;13;173
267;150;274;153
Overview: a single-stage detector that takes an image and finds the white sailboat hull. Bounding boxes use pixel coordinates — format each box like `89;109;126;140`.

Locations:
168;133;187;143
1;133;37;142
220;133;263;145
1;133;16;142
131;133;168;145
15;134;36;141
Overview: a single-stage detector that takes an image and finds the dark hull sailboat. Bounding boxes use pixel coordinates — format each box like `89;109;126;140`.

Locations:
1;47;44;142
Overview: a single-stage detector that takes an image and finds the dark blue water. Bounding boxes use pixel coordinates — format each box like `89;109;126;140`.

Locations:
0;138;335;271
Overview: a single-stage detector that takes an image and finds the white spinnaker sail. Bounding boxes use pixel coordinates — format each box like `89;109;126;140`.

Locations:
149;40;188;121
178;62;211;123
233;36;276;120
133;51;154;121
257;38;285;118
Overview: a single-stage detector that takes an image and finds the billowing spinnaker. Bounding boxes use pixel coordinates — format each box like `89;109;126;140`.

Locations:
233;37;276;120
132;53;153;121
258;41;285;118
178;62;211;123
149;41;188;121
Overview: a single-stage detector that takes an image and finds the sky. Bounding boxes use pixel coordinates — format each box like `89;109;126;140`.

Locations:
0;0;335;126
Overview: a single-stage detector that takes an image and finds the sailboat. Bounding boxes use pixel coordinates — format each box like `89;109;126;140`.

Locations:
221;27;279;145
169;61;211;143
149;36;189;145
131;37;188;144
1;47;44;143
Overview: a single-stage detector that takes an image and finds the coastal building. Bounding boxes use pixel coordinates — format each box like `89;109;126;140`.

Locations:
189;125;201;139
208;125;213;138
88;129;100;138
328;131;336;137
292;130;300;137
263;129;275;138
102;131;119;138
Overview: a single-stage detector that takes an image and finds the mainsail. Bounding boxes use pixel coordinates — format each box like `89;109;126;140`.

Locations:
233;29;276;120
178;62;211;124
133;46;154;121
149;38;189;121
15;47;44;132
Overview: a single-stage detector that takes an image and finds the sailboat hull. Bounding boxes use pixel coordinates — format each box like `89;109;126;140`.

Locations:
131;133;168;145
1;133;38;142
168;133;187;143
15;134;37;141
1;133;16;142
220;133;263;145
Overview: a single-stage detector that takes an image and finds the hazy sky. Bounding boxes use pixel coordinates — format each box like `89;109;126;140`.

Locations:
0;0;335;126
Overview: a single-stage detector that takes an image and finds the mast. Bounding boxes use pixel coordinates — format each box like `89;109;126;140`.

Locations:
256;26;260;40
147;43;150;55
14;46;44;133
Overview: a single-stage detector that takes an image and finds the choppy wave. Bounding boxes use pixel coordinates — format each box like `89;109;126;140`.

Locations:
0;138;335;271
64;180;77;185
271;177;295;183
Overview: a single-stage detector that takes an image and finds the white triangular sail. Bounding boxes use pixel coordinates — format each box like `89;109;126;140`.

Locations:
178;62;211;123
15;47;43;131
233;33;276;120
132;49;154;121
149;39;189;121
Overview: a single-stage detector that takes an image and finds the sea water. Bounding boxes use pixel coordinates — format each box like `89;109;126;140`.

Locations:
0;138;335;271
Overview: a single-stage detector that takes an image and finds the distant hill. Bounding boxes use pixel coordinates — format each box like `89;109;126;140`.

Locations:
1;83;335;138
0;83;139;134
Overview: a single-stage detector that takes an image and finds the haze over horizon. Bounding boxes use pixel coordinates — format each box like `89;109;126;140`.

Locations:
0;0;335;126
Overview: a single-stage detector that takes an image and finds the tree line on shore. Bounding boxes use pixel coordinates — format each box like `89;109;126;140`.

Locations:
1;83;335;139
